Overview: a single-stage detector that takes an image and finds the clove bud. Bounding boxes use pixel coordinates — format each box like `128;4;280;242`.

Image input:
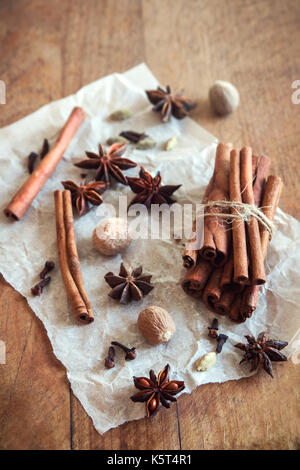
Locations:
39;260;55;279
111;341;137;360
119;130;148;143
40;138;50;159
208;318;219;339
28;152;38;174
105;346;115;369
31;277;51;296
216;334;228;353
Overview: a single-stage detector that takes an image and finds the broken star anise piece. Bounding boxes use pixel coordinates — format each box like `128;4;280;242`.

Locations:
104;263;154;304
61;179;107;216
127;167;181;209
130;364;185;418
235;331;288;378
74;143;137;185
146;85;196;123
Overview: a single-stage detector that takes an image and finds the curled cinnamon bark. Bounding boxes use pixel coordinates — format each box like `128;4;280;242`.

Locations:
199;143;232;266
54;190;93;324
202;268;223;310
240;175;282;320
182;178;213;269
230;149;249;284
5;107;86;221
214;289;237;316
182;219;198;269
220;255;234;290
228;295;242;322
240;147;266;285
63;191;93;320
253;155;270;206
181;259;212;298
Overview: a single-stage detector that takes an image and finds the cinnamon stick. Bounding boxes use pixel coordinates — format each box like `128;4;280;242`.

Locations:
228;295;242;322
202;268;223;310
253;155;270;206
182;219;199;269
240;147;266;285
199;142;232;266
63;191;93;320
5;107;86;221
54;190;93;324
214;289;237;316
220;255;234;290
182;178;213;269
230;149;249;284
181;259;212;298
240;175;282;320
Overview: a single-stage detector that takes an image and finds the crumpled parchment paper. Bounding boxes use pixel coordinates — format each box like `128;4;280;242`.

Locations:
0;64;299;434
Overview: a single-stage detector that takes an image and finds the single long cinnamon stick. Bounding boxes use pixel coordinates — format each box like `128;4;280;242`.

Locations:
228;295;242;322
54;190;93;324
202;268;223;310
230;149;249;284
182;218;199;269
240;175;282;320
199;142;232;266
220;255;234;289
253;155;270;206
182;178;213;269
5;107;86;221
214;289;237;316
181;259;212;298
63;191;93;321
240;146;266;285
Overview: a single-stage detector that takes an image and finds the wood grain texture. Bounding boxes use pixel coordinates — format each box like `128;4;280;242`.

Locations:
0;0;299;450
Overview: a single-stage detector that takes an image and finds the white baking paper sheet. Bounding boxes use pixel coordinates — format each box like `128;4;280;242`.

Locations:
0;64;299;434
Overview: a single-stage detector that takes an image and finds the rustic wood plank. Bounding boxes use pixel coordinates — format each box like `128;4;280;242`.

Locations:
0;277;70;450
0;0;299;450
71;393;180;450
179;362;300;450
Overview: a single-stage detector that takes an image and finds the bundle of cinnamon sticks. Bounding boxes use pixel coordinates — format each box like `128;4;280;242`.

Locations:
182;143;282;323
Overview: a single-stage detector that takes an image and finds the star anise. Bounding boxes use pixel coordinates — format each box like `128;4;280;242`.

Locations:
146;85;196;122
130;364;185;418
61;179;107;216
104;263;154;304
127;167;181;209
74;143;137;185
235;332;288;378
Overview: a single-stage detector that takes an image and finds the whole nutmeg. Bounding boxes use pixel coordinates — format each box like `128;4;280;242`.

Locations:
138;306;176;345
209;80;240;116
92;217;131;256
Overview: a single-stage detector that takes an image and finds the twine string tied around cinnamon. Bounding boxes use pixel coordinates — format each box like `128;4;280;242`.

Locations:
198;200;275;237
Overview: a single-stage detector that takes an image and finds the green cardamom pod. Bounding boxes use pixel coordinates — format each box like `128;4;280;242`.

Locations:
106;136;129;145
164;136;177;150
109;109;133;121
195;352;217;371
136;138;156;150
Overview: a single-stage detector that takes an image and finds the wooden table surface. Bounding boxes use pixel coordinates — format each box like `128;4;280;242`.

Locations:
0;0;299;450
